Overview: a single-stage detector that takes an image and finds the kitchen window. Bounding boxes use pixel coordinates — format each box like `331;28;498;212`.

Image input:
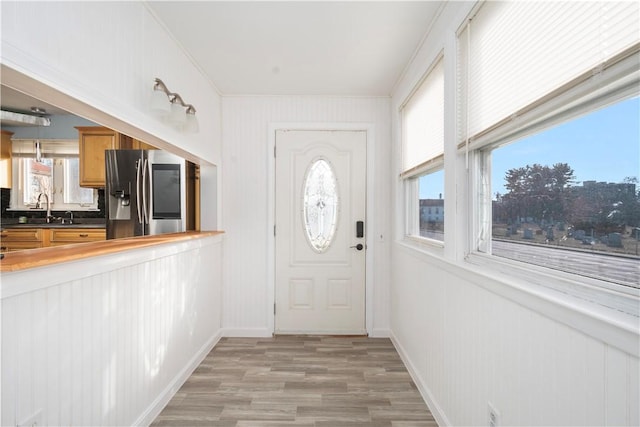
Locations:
10;140;98;211
459;1;639;297
401;55;445;244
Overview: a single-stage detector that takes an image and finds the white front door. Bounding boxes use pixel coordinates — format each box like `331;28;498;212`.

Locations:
275;130;367;334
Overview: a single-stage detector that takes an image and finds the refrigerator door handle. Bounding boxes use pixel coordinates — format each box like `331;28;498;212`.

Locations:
136;159;143;224
142;158;150;224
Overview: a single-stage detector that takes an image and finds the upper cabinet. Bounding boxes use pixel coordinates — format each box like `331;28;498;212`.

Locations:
132;138;156;150
1;130;14;189
77;126;157;188
77;126;122;188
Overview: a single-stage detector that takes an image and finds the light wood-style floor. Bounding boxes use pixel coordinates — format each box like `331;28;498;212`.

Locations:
151;336;437;427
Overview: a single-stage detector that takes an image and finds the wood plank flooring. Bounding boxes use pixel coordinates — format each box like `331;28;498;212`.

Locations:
151;336;437;427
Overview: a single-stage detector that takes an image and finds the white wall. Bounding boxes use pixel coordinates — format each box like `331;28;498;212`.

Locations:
221;96;391;336
392;245;639;427
1;235;223;427
390;2;640;426
1;2;225;425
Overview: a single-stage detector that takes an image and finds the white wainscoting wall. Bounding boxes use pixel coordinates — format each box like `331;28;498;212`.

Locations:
1;235;223;427
391;244;640;426
388;2;639;425
221;96;391;336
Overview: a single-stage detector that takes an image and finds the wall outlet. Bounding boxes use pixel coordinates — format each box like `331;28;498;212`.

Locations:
17;408;42;427
488;402;500;427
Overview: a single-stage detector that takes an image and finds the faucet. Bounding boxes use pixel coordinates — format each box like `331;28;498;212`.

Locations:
36;193;53;223
63;210;74;225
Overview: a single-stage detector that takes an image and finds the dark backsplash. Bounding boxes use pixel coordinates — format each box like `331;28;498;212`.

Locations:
0;188;106;220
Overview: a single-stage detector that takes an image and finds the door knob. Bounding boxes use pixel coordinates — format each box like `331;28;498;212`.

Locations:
350;243;364;251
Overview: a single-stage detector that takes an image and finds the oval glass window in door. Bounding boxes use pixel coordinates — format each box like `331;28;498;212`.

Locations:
303;158;339;252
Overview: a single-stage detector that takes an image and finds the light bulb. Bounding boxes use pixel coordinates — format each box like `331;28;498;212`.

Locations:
184;112;199;133
150;88;170;116
168;101;186;127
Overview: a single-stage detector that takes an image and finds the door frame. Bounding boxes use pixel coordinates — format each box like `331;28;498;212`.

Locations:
267;122;377;335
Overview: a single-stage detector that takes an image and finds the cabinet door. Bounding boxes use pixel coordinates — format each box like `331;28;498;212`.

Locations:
0;228;43;252
49;228;106;245
1;130;13;189
77;127;120;188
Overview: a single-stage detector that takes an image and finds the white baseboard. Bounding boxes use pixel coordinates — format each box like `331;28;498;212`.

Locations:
222;328;273;337
390;331;451;427
222;328;391;338
134;330;223;426
369;328;391;338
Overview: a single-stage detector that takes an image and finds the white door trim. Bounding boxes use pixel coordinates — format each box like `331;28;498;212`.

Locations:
267;122;376;336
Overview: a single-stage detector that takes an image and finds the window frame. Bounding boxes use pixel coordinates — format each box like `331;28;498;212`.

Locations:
9;156;99;212
400;53;446;249
404;164;446;248
62;158;95;205
464;53;640;308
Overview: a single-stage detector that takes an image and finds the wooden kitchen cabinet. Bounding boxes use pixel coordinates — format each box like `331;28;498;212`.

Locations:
48;228;106;246
0;228;44;252
1;227;106;252
131;138;156;150
77;127;158;188
77;126;123;188
1;130;13;189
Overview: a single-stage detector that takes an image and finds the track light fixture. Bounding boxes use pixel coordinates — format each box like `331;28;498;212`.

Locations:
150;78;199;133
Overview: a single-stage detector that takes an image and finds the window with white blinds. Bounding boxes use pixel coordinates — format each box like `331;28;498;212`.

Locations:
459;1;640;144
401;56;444;177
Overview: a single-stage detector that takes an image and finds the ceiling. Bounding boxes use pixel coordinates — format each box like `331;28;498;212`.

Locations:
0;86;71;126
147;1;443;96
1;86;68;116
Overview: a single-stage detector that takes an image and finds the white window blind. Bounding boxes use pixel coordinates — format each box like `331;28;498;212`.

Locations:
12;139;79;157
401;56;444;176
459;1;640;143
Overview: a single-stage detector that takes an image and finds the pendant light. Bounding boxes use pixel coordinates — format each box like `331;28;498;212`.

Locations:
31;107;47;163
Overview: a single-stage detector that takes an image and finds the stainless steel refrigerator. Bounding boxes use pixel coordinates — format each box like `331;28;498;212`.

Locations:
105;149;186;239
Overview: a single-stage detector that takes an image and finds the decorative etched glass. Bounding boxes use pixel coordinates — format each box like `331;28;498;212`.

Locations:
303;159;339;252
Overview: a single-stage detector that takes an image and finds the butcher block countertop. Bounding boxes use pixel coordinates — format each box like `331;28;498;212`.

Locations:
0;231;223;272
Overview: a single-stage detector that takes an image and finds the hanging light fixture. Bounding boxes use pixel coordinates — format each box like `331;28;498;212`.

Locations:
150;78;199;133
35;140;43;163
31;107;47;163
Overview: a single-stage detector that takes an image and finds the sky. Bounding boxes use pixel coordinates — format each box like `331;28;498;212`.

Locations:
419;96;639;200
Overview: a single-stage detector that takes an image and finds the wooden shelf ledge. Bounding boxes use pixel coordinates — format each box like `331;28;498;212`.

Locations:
0;231;224;272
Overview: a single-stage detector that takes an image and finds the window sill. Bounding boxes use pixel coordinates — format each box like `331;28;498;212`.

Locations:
7;206;100;212
465;252;639;356
404;234;445;250
395;242;639;356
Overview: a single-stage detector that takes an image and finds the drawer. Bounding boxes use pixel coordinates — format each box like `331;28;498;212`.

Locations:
0;228;43;242
0;241;43;252
49;228;106;244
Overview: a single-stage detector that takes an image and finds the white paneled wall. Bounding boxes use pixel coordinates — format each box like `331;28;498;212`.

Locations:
391;246;640;426
389;2;639;426
222;96;391;335
1;236;223;426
